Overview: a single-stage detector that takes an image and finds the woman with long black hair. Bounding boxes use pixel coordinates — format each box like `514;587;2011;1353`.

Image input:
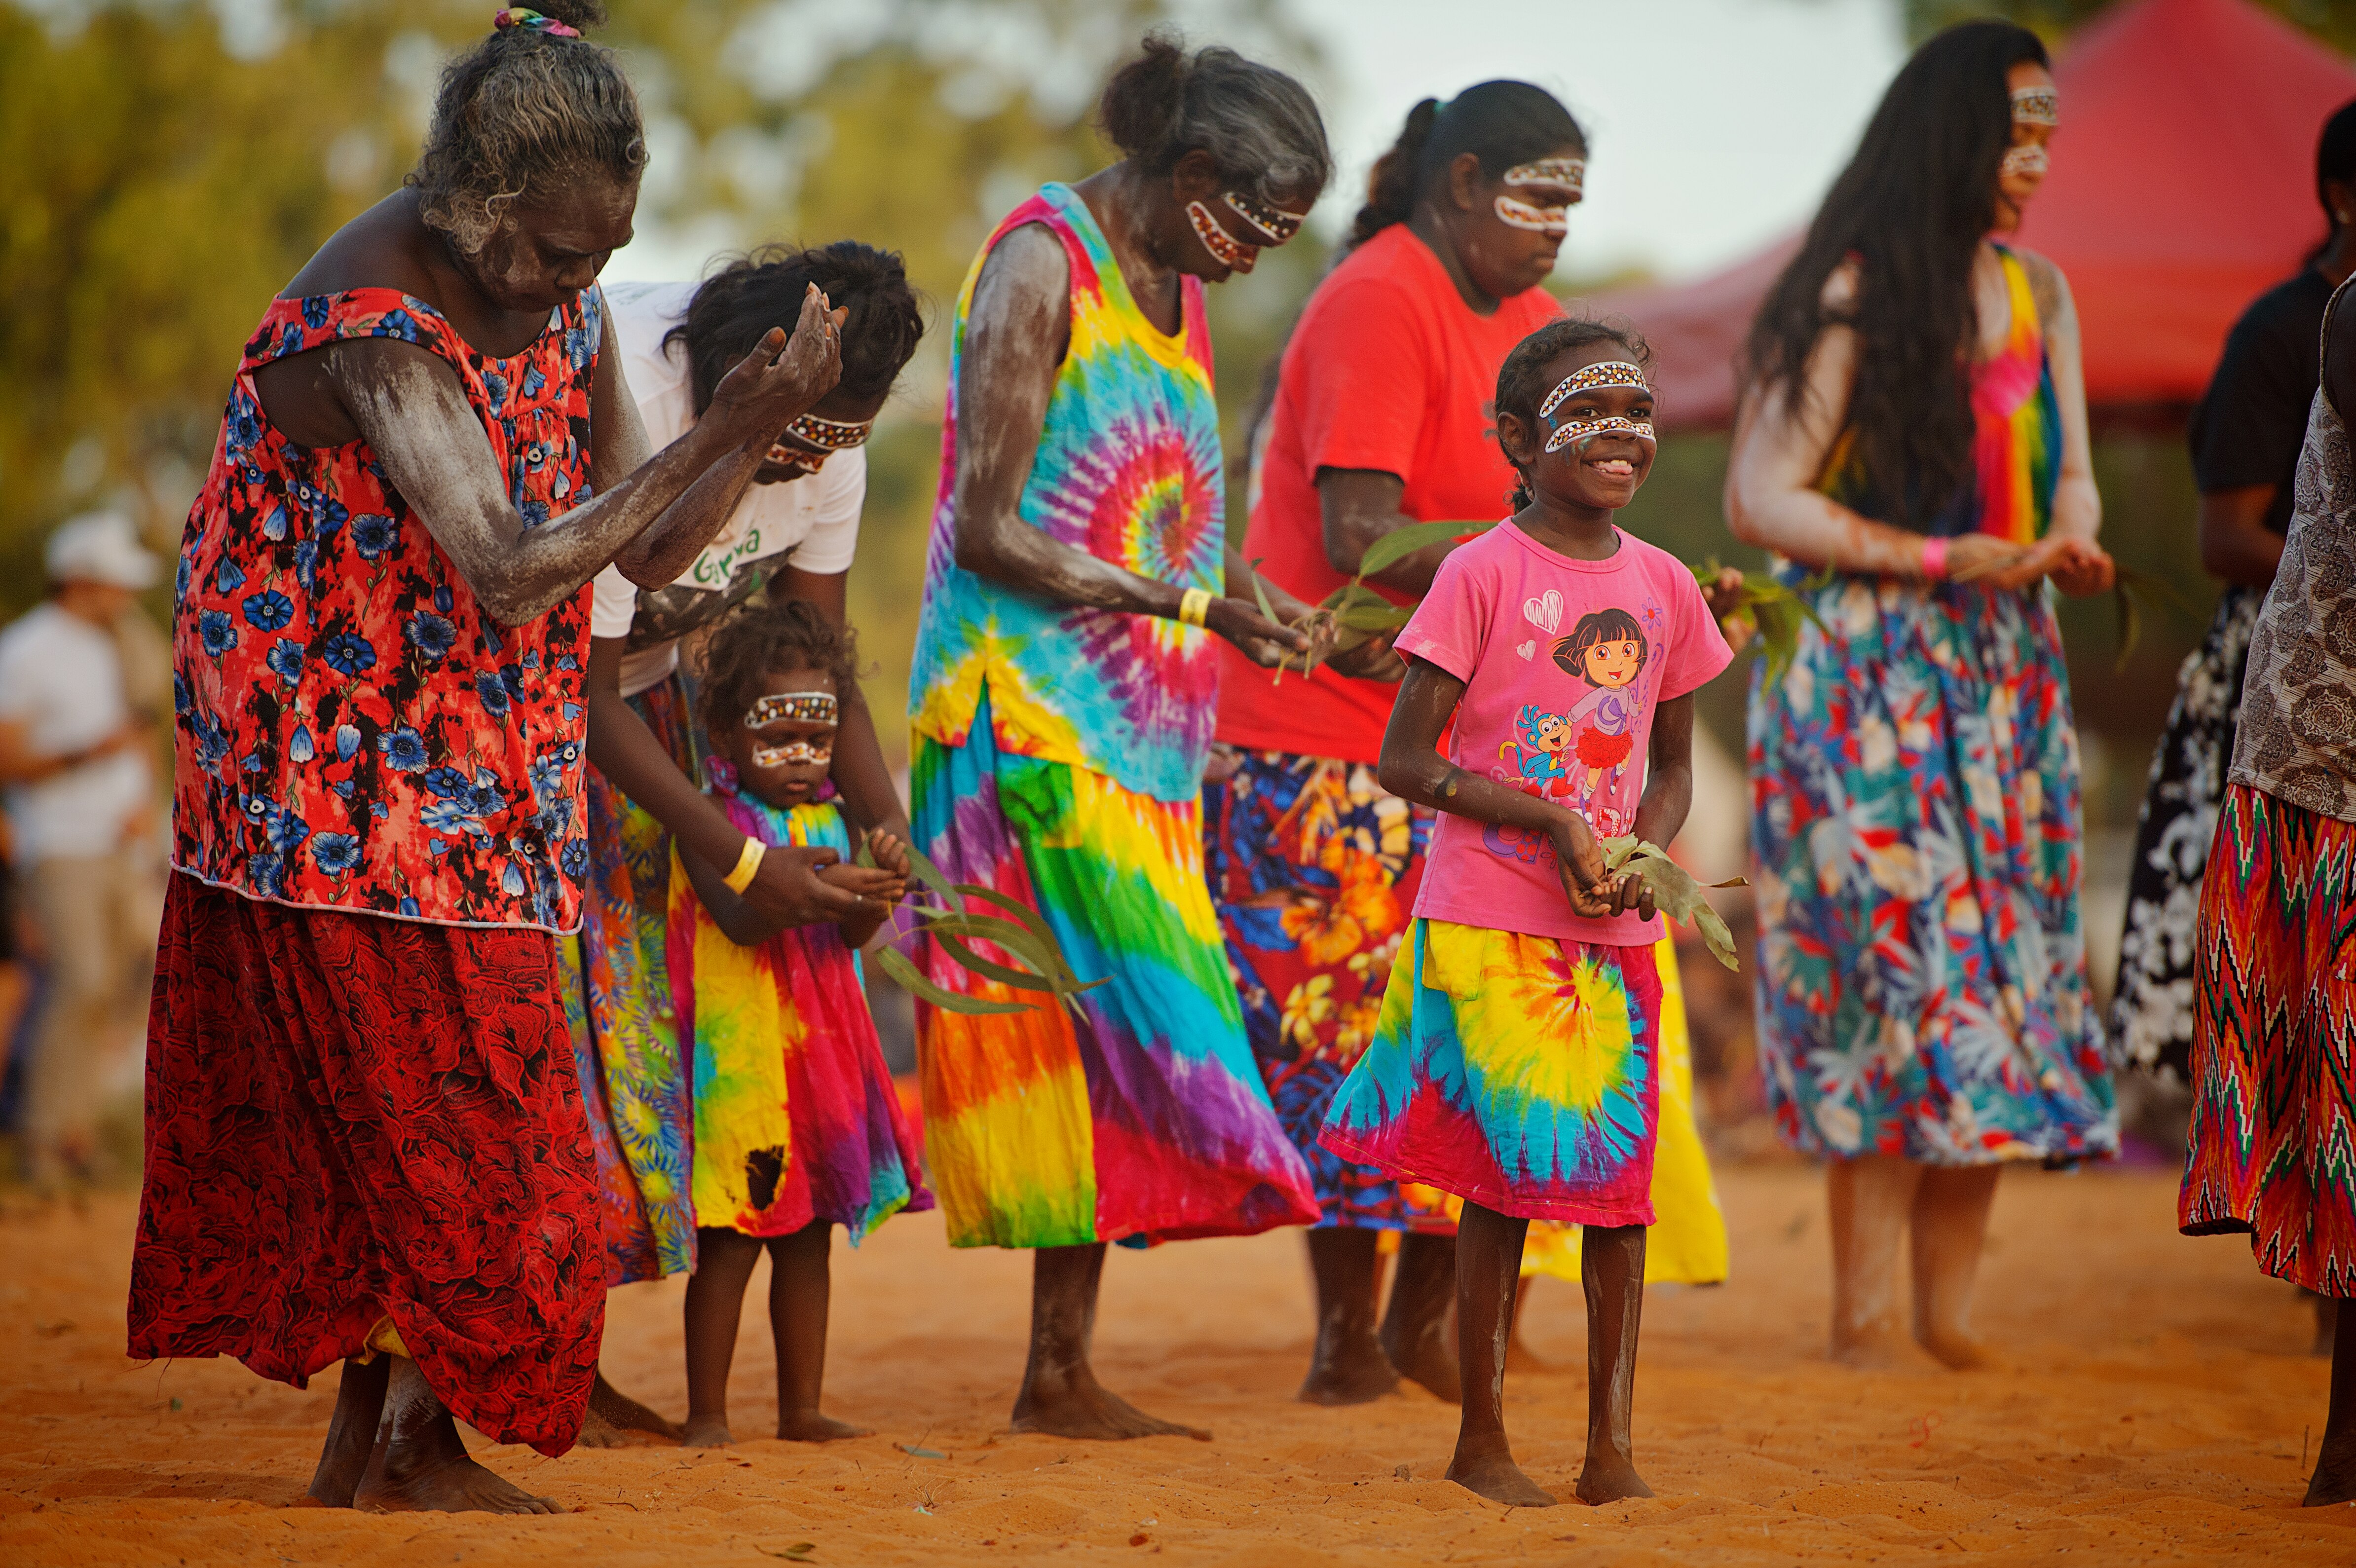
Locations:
1727;20;2118;1369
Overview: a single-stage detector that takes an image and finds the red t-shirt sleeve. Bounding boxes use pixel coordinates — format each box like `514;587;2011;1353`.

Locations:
1655;558;1735;703
1291;275;1434;482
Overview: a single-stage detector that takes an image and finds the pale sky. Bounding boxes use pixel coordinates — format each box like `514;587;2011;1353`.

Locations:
605;0;1908;287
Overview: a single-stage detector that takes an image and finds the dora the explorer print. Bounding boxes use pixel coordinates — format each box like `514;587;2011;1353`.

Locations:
1395;520;1728;950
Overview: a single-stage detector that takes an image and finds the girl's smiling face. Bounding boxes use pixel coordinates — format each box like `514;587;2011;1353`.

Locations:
1582;636;1643;689
1501;342;1657;513
721;666;837;810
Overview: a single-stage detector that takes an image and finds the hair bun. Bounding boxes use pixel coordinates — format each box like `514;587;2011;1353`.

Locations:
1098;31;1189;165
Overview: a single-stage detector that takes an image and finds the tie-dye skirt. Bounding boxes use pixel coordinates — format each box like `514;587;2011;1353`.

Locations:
558;675;699;1284
668;794;931;1243
908;691;1319;1250
1321;920;1662;1229
2178;783;2356;1297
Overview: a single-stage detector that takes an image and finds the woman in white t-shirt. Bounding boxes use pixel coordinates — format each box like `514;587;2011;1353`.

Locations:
569;245;924;1442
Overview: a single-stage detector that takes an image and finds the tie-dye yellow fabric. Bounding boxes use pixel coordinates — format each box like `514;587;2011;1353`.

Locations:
1321;919;1661;1227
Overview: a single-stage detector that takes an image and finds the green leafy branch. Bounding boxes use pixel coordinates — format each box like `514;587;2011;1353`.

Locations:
1249;519;1500;682
1688;557;1830;688
856;840;1106;1017
1598;835;1748;972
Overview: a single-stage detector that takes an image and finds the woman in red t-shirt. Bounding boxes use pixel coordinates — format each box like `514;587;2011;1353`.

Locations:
1202;82;1586;1405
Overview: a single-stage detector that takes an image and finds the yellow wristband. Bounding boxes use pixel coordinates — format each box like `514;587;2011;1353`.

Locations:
721;835;765;895
1177;587;1213;629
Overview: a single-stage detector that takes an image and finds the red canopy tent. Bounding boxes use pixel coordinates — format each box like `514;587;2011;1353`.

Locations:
1578;0;2356;430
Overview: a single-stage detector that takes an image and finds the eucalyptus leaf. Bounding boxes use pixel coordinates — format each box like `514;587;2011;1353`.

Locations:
901;843;965;917
873;943;1036;1015
1358;518;1496;577
1598;835;1742;972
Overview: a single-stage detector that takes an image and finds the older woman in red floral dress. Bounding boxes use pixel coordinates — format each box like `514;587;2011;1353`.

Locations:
127;3;851;1515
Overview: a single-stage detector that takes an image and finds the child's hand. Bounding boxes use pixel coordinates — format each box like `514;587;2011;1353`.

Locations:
864;829;912;880
1701;566;1756;655
1548;811;1657;922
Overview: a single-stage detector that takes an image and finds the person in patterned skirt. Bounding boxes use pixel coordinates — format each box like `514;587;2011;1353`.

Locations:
128;3;850;1513
904;36;1331;1440
2178;269;2356;1510
2112;100;2356;1089
1727;22;2119;1370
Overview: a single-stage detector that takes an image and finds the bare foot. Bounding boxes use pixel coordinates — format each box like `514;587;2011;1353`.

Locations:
574;1372;684;1448
1830;1318;1909;1370
1913;1325;1992;1371
1574;1450;1654;1505
778;1410;871;1442
1298;1331;1401;1406
679;1416;734;1448
1383;1312;1462;1404
305;1357;390;1508
1446;1447;1556;1507
352;1358;561;1515
1012;1364;1209;1441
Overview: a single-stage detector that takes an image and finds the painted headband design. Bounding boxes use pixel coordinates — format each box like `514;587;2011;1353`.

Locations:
753;738;834;768
784;412;873;451
745;691;838;727
1186;200;1257;270
2000;144;2050;179
1222;190;1302;246
2010;85;2058;126
1544;414;1656;454
1502;157;1586;196
1537;361;1650;421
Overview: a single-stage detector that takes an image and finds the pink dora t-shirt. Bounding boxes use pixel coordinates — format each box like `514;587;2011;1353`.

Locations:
1394;521;1732;948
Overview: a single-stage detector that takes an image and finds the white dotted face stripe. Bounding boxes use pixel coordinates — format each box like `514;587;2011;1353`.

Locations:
745;691;838;727
2010;85;2058;126
1186;200;1256;269
2001;144;2050;179
1543;414;1656;454
1537;361;1649;421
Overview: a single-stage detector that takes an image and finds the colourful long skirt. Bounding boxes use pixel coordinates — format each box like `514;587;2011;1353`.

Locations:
2111;585;2261;1082
1749;574;2116;1164
908;692;1319;1249
130;874;602;1456
1321;920;1662;1229
1202;747;1450;1231
2179;783;2356;1296
1517;935;1728;1283
559;676;698;1284
669;793;931;1241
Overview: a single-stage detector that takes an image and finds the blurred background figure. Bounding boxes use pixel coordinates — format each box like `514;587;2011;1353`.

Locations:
0;510;163;1190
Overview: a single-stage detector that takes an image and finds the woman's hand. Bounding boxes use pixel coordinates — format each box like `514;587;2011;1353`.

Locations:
741;842;868;928
1699;566;1756;655
1204;595;1313;669
704;284;849;449
1327;630;1406;682
2047;536;2116;597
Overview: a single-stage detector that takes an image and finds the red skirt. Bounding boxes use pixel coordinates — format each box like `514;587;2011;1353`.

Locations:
1576;727;1634;772
128;873;604;1455
2178;784;2356;1297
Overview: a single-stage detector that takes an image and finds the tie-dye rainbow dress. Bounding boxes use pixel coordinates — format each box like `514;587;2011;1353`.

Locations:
1322;923;1663;1227
905;183;1318;1249
1749;244;2114;1166
666;790;930;1242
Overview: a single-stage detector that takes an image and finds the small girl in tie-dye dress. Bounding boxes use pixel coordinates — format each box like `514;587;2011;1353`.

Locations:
668;601;931;1447
1322;321;1731;1509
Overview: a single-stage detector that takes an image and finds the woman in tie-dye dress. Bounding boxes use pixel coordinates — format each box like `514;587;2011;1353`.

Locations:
903;37;1330;1439
1727;22;2118;1371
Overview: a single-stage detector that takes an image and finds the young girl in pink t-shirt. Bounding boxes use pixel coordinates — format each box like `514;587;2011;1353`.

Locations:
1320;320;1731;1509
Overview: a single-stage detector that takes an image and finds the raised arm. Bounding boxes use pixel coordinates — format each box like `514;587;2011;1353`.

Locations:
950;226;1306;668
1376;657;1648;921
278;287;842;626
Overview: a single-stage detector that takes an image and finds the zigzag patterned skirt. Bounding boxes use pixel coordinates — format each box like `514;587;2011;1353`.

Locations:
2178;783;2356;1296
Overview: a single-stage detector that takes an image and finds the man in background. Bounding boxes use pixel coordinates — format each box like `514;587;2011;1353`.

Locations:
0;511;164;1188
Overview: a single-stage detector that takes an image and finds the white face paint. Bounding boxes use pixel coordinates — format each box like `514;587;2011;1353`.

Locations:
1493;155;1585;234
752;737;833;768
1536;362;1657;455
2010;85;2058;127
745;691;838;727
1221;189;1303;246
1186;199;1258;271
1999;144;2050;179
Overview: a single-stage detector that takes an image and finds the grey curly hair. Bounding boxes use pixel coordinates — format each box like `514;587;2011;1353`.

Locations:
406;2;647;254
1097;32;1333;206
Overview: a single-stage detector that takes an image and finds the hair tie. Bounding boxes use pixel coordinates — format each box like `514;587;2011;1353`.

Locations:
495;8;581;37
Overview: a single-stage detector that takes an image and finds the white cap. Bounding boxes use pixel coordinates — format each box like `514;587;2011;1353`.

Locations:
45;511;160;591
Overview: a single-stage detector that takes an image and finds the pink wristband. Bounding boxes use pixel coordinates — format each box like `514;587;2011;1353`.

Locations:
1919;536;1949;580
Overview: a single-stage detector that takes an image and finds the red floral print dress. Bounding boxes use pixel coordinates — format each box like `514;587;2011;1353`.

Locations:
170;288;600;932
131;288;609;1456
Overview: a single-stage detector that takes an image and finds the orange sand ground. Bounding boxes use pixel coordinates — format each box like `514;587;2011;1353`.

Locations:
4;1163;2352;1567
